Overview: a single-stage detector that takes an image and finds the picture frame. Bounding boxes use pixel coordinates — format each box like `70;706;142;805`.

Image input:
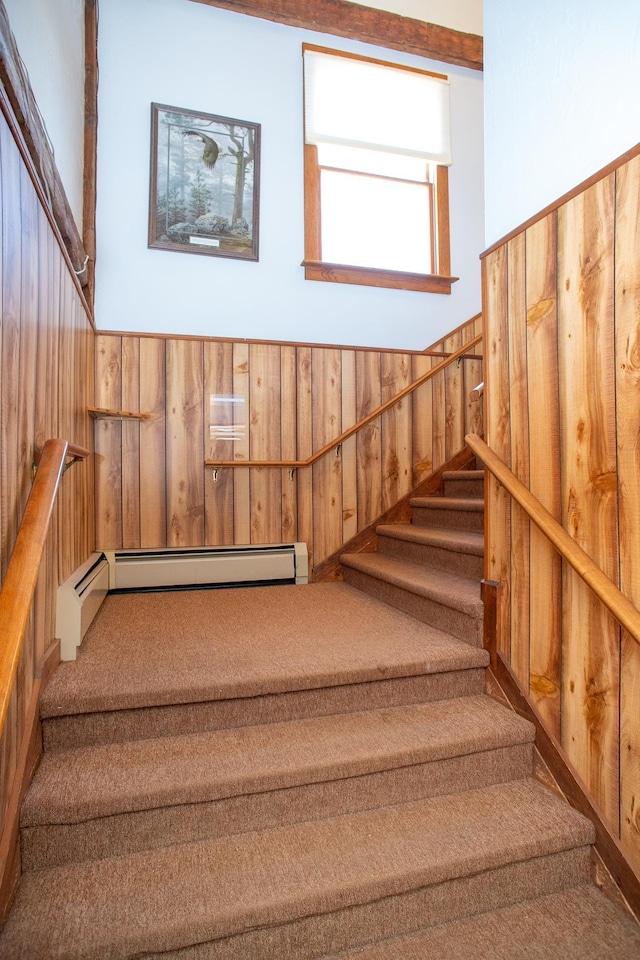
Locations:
148;103;260;261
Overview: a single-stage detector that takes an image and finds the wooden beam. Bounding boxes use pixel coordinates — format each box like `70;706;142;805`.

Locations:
0;1;88;280
83;0;99;306
187;0;483;71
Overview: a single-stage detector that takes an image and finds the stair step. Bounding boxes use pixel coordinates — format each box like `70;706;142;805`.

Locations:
0;779;594;960
376;523;484;578
40;583;488;750
411;495;484;533
22;695;534;870
442;469;485;499
341;554;484;645
318;885;640;959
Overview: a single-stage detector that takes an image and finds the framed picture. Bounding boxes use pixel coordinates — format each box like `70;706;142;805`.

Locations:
148;103;260;261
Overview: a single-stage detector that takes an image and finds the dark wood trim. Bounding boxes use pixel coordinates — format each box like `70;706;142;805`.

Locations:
436;165;451;277
303;260;457;294
188;0;483;71
83;0;99;307
481;578;500;670
0;640;60;925
487;652;640;921
313;445;476;582
481;140;640;260
96;315;482;357
0;1;89;283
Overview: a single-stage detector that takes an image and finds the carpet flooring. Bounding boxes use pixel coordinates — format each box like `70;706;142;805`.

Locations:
3;467;640;957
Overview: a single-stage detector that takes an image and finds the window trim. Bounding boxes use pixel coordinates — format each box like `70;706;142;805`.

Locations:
301;46;458;295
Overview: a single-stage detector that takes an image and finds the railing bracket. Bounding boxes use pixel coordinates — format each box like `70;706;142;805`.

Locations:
336;443;342;458
212;468;218;482
289;468;296;481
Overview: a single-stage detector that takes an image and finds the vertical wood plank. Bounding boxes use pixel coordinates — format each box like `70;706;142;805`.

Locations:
341;349;357;543
381;353;411;511
356;351;381;529
526;213;562;734
139;337;167;547
558;174;620;830
94;335;122;549
297;347;314;567
204;342;234;546
249;343;281;543
616;154;640;870
431;350;446;472
507;233;530;688
443;329;464;460
412;354;433;484
166;339;204;546
121;337;140;549
1;119;22;579
312;347;342;564
483;244;511;657
280;345;297;542
232;343;250;544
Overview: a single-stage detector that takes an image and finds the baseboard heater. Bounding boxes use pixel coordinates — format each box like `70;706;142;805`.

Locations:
57;544;309;660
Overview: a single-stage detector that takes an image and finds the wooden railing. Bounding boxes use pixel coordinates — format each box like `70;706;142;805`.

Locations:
466;433;640;645
0;439;89;734
206;332;483;470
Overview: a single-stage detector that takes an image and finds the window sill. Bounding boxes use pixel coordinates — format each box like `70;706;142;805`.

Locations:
301;260;458;294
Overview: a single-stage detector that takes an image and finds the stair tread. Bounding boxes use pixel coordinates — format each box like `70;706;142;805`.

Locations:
23;695;533;825
318;885;640;959
1;779;594;960
376;523;484;556
411;495;483;511
40;583;487;718
340;554;483;615
442;469;484;481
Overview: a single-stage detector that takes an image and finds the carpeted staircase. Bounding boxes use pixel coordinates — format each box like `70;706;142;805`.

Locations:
1;464;640;958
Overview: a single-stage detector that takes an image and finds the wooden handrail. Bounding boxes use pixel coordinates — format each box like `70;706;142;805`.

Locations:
466;433;640;647
207;332;482;469
0;438;88;734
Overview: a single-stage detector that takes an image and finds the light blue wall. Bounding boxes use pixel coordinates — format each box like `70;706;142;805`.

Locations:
95;0;484;349
484;0;640;246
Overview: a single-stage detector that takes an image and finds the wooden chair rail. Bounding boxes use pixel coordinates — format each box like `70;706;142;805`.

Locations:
206;332;482;469
0;438;88;736
467;433;640;647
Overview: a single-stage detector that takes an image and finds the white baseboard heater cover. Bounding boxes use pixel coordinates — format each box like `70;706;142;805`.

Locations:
104;543;309;592
56;544;308;661
56;552;110;661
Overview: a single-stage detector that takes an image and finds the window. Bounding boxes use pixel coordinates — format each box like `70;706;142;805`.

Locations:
302;45;456;294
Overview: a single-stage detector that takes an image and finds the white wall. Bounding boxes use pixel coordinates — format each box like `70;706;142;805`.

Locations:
484;0;640;247
347;0;483;36
4;0;85;229
95;0;484;350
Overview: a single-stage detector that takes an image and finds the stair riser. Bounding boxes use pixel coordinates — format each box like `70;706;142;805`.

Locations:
443;478;484;498
42;670;486;751
133;847;592;960
22;743;533;871
411;506;484;533
377;535;484;579
342;568;483;646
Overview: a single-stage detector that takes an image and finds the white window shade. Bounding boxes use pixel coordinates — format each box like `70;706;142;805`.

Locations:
304;49;451;166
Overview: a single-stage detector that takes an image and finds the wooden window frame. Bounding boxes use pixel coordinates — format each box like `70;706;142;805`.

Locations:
302;146;456;293
301;46;457;295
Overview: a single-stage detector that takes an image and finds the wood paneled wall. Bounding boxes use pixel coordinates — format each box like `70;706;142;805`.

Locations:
95;317;483;570
482;145;640;873
0;104;95;843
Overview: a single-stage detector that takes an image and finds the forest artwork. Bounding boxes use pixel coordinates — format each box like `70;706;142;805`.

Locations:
148;103;260;260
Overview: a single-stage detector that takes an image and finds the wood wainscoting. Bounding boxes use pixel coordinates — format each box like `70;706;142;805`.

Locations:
94;317;483;572
482;142;640;878
0;95;95;871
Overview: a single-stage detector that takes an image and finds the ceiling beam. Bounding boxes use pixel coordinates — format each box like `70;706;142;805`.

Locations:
187;0;483;72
